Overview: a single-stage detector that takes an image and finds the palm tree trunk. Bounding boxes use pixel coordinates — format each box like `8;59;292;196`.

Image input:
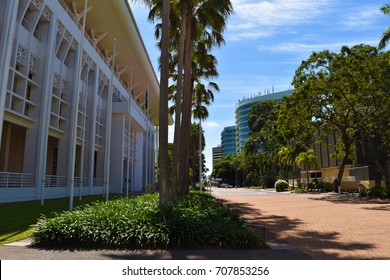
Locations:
172;0;188;199
178;0;193;197
159;0;171;206
199;118;202;191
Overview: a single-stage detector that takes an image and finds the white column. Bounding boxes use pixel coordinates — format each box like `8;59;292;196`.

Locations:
68;0;88;211
103;39;116;201
0;0;19;146
109;113;125;193
133;130;144;192
35;12;58;205
125;69;132;196
87;67;99;194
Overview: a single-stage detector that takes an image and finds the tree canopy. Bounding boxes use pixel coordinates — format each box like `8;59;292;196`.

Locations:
278;44;390;187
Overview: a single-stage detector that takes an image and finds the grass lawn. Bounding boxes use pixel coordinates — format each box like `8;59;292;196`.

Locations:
0;195;114;245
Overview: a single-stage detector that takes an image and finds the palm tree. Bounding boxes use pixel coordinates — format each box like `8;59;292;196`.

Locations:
157;0;171;206
148;0;232;197
132;0;170;205
295;149;318;189
379;4;390;50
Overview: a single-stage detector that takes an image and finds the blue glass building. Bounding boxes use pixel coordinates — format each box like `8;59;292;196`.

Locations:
221;126;237;155
235;90;293;151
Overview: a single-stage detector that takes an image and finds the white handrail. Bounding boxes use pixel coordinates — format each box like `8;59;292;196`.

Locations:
0;172;35;188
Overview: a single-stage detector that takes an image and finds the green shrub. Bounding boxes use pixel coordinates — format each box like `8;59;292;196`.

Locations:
359;186;389;198
274;180;289;192
292;187;307;194
317;181;333;192
32;192;265;250
309;181;333;192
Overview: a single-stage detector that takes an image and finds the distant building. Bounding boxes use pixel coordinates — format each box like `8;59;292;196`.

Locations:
235;89;293;151
212;145;223;166
221;126;236;155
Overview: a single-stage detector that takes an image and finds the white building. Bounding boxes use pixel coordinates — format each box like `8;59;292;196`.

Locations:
0;0;166;203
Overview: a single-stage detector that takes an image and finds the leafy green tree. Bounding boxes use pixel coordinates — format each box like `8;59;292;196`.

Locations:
279;44;390;188
243;150;277;188
379;4;390;50
280;46;363;187
211;154;237;186
344;45;390;187
241;100;286;186
246;100;286;153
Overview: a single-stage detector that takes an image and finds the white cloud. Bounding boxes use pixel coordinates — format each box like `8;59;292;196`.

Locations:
228;0;332;40
204;121;222;128
341;6;382;29
210;103;236;109
261;39;379;53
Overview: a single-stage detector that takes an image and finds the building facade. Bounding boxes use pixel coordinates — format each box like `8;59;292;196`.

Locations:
235;89;293;151
0;0;163;203
212;145;222;167
221;126;236;155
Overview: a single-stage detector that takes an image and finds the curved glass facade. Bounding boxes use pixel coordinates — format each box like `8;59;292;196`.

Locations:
235;90;293;151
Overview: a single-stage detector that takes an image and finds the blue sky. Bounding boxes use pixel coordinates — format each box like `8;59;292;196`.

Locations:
129;0;389;175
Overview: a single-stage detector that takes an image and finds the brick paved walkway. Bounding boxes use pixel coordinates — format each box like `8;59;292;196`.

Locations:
213;188;390;259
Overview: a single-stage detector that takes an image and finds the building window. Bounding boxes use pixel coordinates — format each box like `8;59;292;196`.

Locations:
52;147;58;176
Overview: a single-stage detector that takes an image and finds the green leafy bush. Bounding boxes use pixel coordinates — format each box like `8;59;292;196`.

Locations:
359;186;389;198
274;180;289;192
317;181;333;192
309;181;333;192
292;187;307;193
32;192;265;250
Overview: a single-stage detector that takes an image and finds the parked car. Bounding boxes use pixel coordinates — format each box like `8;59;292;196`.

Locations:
221;183;233;188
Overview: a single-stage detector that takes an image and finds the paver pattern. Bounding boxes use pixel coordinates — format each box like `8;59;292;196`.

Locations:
213;188;390;259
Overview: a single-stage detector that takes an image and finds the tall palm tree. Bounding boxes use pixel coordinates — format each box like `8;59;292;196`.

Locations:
295;149;318;189
158;0;171;206
379;4;390;50
179;0;232;195
148;0;233;198
132;0;171;205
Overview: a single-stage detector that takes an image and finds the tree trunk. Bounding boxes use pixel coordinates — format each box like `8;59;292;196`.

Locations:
336;133;352;192
178;1;193;197
172;0;187;199
158;0;171;206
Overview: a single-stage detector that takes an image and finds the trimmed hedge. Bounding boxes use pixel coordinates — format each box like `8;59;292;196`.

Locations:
274;180;289;192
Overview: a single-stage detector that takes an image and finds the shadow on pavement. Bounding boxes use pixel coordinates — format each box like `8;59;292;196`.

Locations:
308;194;390;205
220;199;376;260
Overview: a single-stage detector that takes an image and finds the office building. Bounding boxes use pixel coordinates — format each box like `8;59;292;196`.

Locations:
221;125;236;155
235;89;293;151
212;145;223;166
